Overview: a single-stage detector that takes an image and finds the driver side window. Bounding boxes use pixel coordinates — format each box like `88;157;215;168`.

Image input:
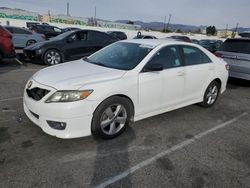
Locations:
148;46;182;69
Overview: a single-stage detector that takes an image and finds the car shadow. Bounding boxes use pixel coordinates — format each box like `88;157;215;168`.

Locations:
227;77;250;89
90;126;136;187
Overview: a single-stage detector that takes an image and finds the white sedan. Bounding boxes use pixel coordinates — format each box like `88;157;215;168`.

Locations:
23;40;228;139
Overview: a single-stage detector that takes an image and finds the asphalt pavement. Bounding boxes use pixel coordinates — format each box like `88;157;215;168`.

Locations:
0;60;250;188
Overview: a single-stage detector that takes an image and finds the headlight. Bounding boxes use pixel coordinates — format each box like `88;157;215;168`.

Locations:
45;90;93;103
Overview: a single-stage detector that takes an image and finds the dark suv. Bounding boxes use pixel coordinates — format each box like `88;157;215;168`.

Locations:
215;38;250;80
29;25;63;39
0;26;15;61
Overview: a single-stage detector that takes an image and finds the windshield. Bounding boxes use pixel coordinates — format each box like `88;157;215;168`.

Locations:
50;31;74;40
86;42;153;70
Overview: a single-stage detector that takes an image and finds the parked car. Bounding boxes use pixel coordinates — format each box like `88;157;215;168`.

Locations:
168;35;192;42
23;40;228;139
133;35;157;39
215;38;250;80
4;26;45;48
199;39;223;53
239;32;250;38
62;27;81;32
0;25;15;61
23;29;118;65
29;25;63;39
191;39;199;44
107;31;127;40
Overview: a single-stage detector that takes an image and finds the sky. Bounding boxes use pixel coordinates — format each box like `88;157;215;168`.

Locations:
0;0;250;29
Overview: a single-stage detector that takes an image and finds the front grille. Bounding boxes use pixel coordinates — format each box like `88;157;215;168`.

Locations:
26;87;50;101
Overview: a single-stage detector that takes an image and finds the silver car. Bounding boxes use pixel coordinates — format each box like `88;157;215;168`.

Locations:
215;38;250;80
4;26;45;48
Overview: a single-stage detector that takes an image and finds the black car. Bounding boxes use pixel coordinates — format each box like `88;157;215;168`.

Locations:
133;35;157;39
63;27;81;32
23;29;118;65
168;35;192;42
106;31;127;40
29;25;63;39
199;40;223;53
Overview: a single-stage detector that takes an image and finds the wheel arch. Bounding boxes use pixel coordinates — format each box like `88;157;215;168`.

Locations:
94;94;135;121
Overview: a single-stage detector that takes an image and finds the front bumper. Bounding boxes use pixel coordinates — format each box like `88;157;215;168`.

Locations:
23;49;43;64
23;79;94;139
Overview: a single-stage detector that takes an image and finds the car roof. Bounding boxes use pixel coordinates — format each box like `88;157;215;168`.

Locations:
120;39;195;48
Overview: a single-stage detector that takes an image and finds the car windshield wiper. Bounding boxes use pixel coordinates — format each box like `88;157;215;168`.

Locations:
93;62;110;68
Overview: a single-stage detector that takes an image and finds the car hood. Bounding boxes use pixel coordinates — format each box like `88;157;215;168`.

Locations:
32;59;127;90
24;39;60;50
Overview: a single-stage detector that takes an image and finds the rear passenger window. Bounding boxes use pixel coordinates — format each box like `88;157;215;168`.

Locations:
182;46;212;66
148;46;182;69
219;40;250;54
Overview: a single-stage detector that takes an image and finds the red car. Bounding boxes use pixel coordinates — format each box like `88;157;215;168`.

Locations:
0;25;15;61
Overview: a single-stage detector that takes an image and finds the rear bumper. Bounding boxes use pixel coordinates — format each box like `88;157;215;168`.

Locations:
229;71;250;81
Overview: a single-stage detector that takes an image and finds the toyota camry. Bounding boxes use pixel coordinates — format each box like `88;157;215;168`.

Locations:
23;40;228;139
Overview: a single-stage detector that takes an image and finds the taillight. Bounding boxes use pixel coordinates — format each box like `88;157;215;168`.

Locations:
214;52;222;57
225;64;229;71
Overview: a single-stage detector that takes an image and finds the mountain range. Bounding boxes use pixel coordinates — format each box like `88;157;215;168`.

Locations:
115;20;250;33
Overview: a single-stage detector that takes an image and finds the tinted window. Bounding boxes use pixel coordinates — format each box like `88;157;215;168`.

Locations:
12;27;31;34
148;46;182;69
219;39;250;54
182;46;212;66
89;31;114;41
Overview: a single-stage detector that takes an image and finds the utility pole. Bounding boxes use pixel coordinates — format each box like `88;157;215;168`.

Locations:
163;16;166;31
232;22;239;38
67;2;70;16
94;6;97;26
166;14;172;30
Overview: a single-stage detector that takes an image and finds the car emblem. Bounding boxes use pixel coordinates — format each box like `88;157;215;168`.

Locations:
27;80;32;89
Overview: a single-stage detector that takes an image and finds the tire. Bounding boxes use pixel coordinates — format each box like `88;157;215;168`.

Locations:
91;96;132;139
199;80;220;108
43;49;62;65
26;40;36;46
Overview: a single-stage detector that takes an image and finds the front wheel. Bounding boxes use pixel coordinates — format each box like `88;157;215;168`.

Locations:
200;81;220;108
91;97;132;139
26;40;36;46
44;49;62;65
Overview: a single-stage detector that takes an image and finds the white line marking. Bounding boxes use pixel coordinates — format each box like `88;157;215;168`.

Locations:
15;58;23;65
96;112;249;188
0;97;23;102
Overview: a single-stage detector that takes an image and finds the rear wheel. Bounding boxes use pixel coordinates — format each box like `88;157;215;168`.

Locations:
44;49;62;65
91;96;132;139
26;40;36;46
200;81;220;108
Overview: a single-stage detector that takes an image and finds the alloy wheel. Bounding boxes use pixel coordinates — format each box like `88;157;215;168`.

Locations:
46;51;61;65
100;104;127;135
205;84;218;105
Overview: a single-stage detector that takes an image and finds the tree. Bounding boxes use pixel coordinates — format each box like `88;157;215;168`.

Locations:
162;28;172;33
176;29;182;33
126;20;134;25
206;26;217;36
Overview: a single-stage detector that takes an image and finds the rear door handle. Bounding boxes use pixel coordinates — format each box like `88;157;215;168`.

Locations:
177;71;185;76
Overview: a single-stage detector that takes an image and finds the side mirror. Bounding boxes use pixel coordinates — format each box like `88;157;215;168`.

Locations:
143;63;163;72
